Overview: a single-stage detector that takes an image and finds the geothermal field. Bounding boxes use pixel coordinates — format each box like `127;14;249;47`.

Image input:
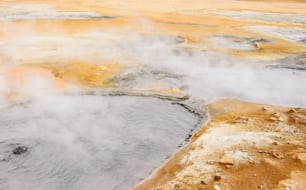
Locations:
0;0;305;190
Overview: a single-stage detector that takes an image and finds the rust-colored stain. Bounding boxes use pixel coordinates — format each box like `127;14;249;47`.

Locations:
0;65;67;101
38;62;121;88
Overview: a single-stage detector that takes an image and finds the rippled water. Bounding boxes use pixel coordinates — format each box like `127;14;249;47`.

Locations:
0;95;199;190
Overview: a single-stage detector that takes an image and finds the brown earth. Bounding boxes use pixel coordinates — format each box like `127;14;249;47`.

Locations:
133;99;306;190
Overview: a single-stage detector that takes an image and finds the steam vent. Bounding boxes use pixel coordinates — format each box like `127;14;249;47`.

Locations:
0;0;305;190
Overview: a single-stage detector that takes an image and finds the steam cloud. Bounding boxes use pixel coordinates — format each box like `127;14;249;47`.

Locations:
0;6;305;190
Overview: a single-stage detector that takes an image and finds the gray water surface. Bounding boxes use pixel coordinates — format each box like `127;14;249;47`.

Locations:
0;95;199;190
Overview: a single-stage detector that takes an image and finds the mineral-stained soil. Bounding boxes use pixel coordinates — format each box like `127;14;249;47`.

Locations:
133;99;306;190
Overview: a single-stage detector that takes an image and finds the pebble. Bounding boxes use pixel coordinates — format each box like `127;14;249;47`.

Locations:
200;180;207;185
207;160;216;164
235;116;248;123
288;108;299;113
219;156;234;165
278;117;285;122
262;106;269;111
257;185;264;189
273;112;280;117
214;173;222;181
269;117;278;121
262;106;273;112
277;179;298;190
272;151;284;159
295;153;306;164
214;184;221;190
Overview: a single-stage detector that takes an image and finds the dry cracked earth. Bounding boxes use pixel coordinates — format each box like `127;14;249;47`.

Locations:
0;0;305;190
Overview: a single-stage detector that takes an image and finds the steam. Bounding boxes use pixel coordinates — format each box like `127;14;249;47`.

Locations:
66;30;305;107
0;5;306;190
1;22;306;107
0;95;198;190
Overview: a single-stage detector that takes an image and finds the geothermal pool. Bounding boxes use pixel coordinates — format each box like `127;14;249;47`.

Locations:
0;95;200;190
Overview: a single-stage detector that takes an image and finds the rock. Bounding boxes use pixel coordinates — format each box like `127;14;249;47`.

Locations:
200;180;207;185
272;151;284;159
235;116;248;123
248;159;256;164
278;117;285;122
257;185;264;189
270;112;286;122
288;108;299;113
273;112;280;117
277;179;298;190
173;183;179;190
263;158;278;166
207;160;216;164
214;173;222;181
272;141;278;146
286;140;300;145
214;184;221;190
12;146;28;155
219;156;234;165
295;153;306;164
270;117;278;121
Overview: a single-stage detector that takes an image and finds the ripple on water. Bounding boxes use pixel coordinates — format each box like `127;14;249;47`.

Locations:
0;96;200;190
